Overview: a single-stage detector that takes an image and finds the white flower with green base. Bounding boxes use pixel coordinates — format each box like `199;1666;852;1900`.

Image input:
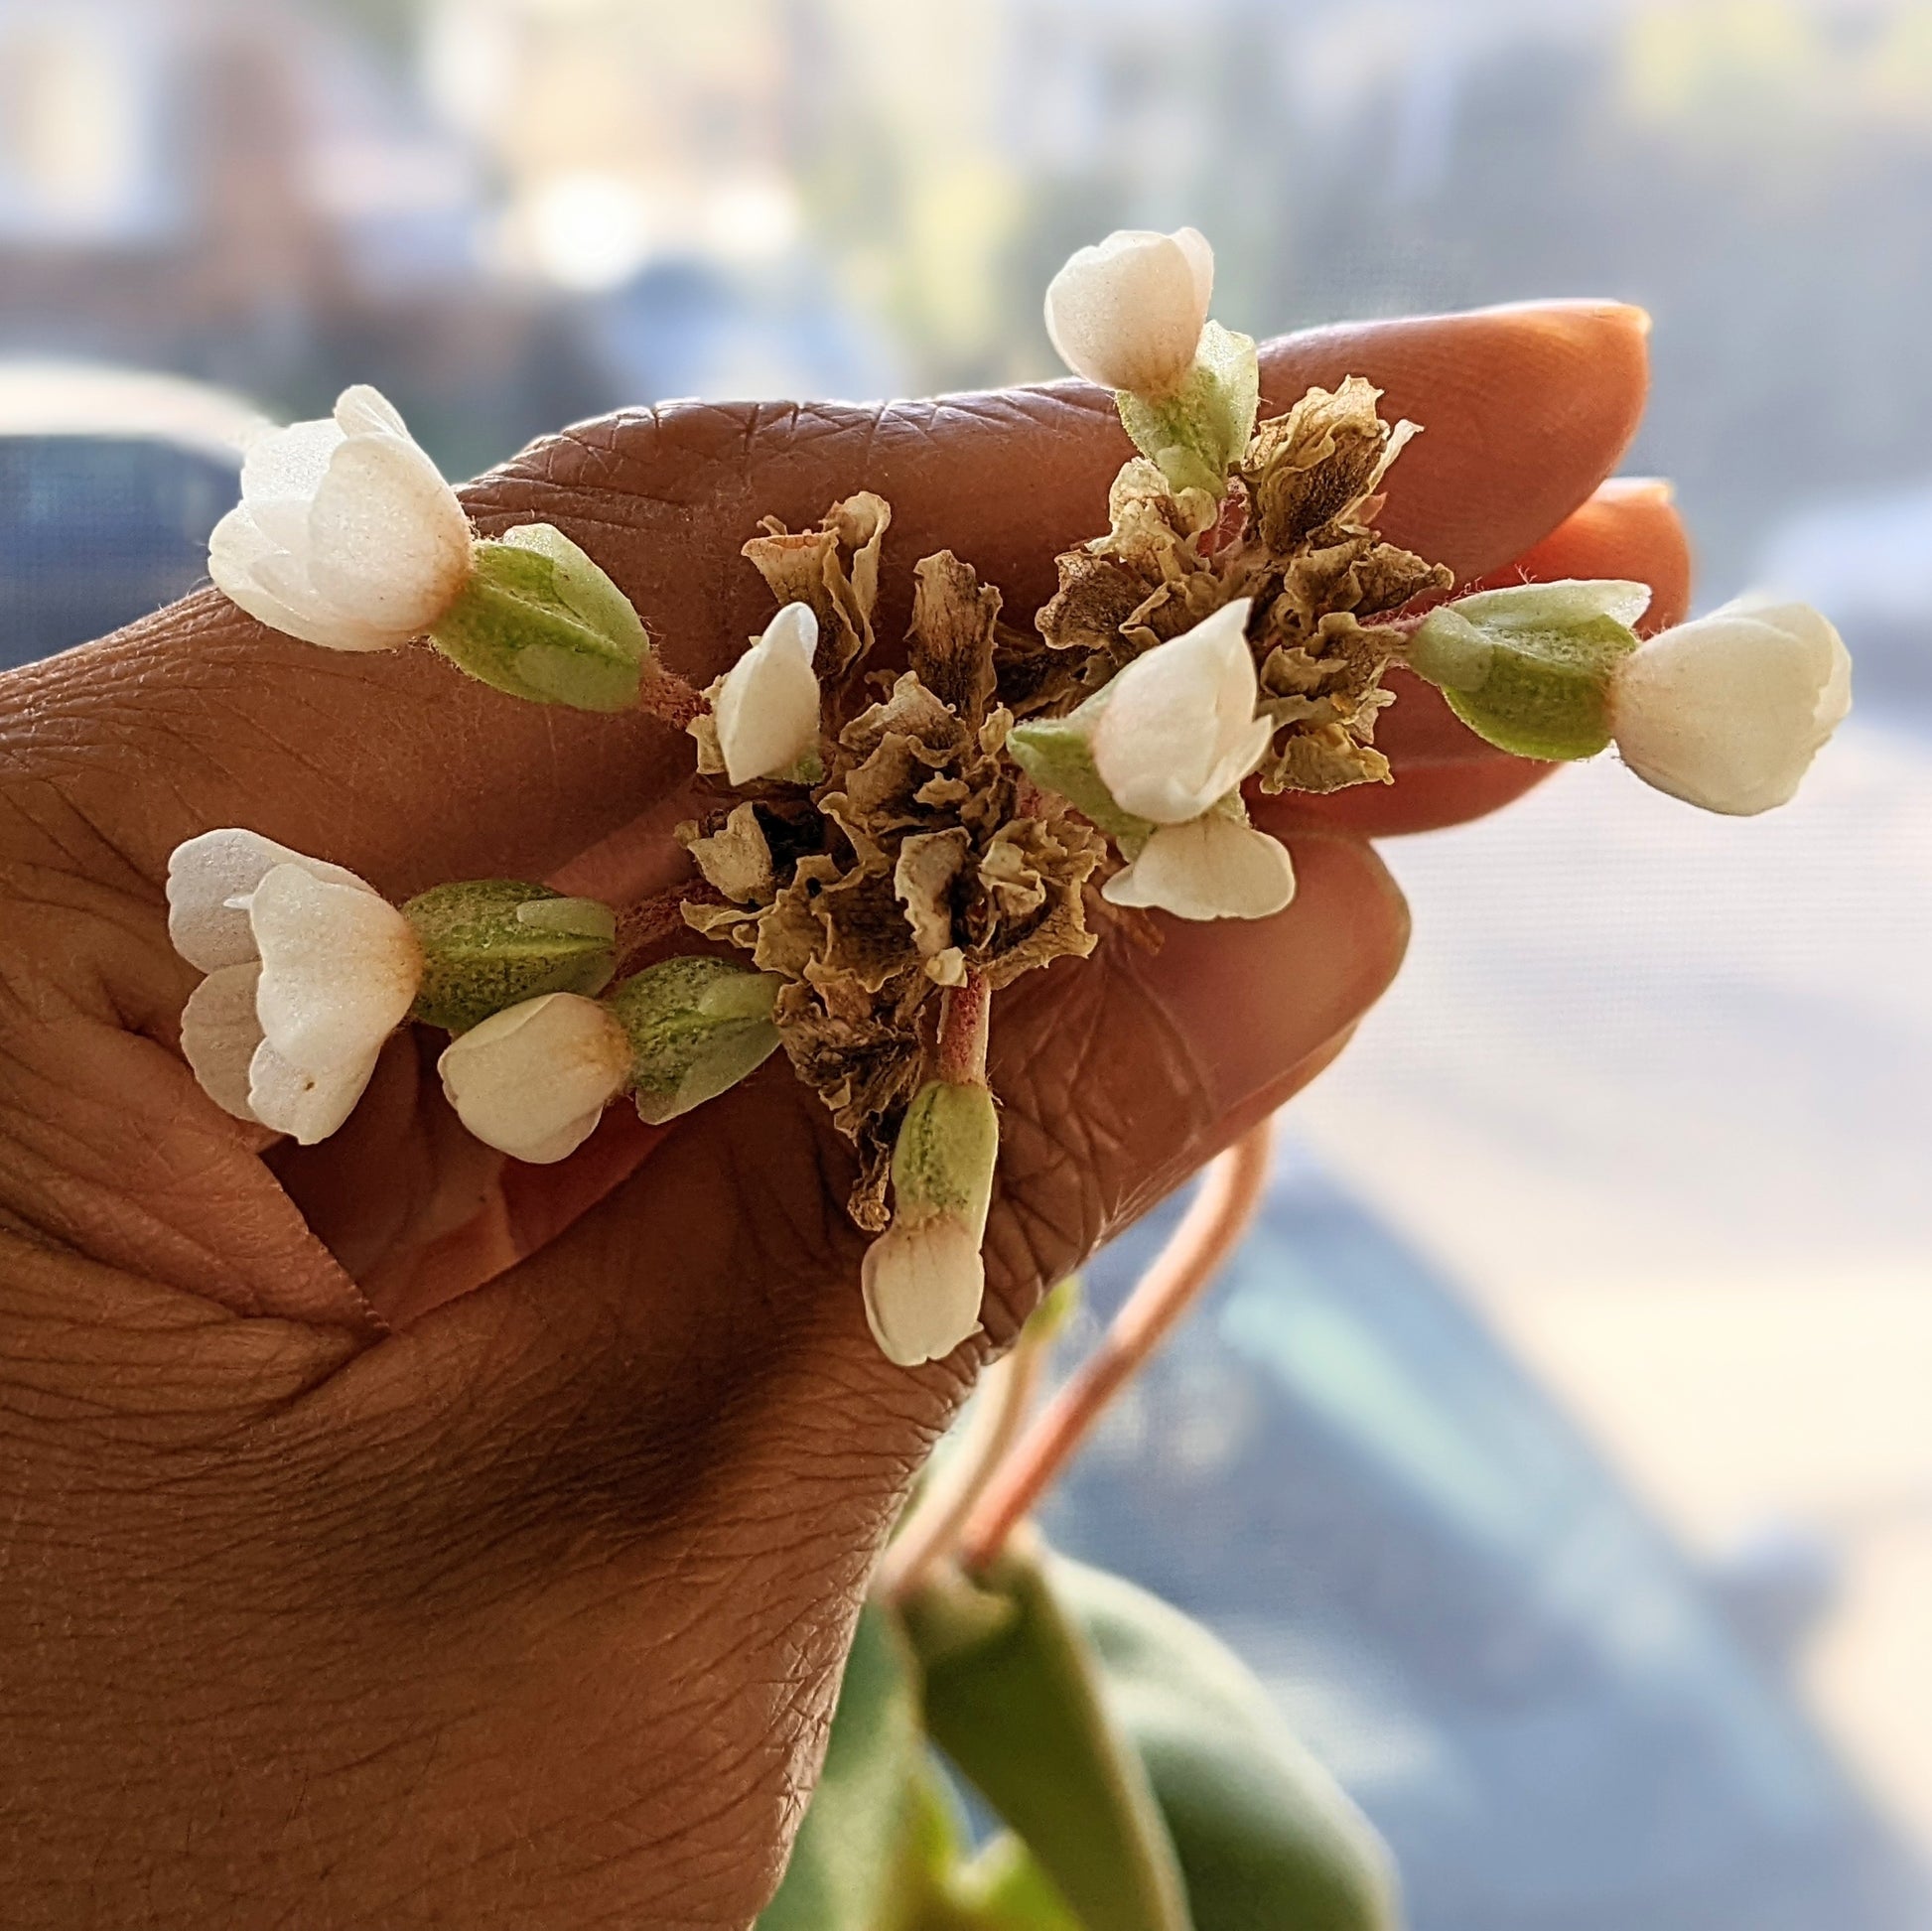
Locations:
210;385;656;713
1044;227;1261;501
1010;601;1296;923
1406;579;1852;815
863;1078;1001;1368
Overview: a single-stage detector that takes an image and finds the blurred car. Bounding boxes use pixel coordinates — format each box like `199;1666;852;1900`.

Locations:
0;362;248;669
1043;1144;1931;1931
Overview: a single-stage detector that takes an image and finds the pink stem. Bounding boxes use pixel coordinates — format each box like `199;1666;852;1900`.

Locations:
936;969;991;1089
637;663;708;732
956;1117;1275;1575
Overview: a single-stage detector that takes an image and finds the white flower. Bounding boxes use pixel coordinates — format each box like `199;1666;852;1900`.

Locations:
438;992;633;1164
713;602;823;785
1103;810;1298;923
208;385;474;652
1092;601;1272;823
1044;227;1215;396
169;830;422;1144
1611;595;1853;816
861;1215;986;1367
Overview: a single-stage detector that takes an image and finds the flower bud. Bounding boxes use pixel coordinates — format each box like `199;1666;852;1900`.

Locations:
1406;578;1652;761
712;602;823;785
1045;227;1214;397
1610;595;1852;815
862;1079;1000;1368
429;522;650;712
402;881;617;1034
208;385;474;653
605;956;781;1125
438;992;633;1165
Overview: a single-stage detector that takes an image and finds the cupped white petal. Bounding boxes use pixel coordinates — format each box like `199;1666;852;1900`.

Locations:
248;864;421;1073
1043;227;1215;396
1092;601;1266;823
179;962;265;1123
438;992;634;1164
209;503;393;650
210;388;474;652
1611;597;1853;816
715;602;823;785
247;1037;382;1146
335;384;410;439
167;829;374;972
860;1213;986;1367
239;417;346;552
1102;815;1298;922
304;433;475;635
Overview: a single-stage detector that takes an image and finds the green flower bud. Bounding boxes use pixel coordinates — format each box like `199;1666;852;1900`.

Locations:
403;881;618;1033
606;956;781;1125
1406;579;1651;761
892;1079;1000;1234
428;522;649;713
1115;322;1261;499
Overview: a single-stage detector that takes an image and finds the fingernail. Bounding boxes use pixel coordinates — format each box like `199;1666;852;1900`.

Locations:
1597;475;1675;505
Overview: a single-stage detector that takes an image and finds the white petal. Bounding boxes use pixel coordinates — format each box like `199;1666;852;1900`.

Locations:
209;501;399;652
1093;602;1263;823
1103;817;1297;922
239;417;345;552
1611;599;1853;816
167;829;373;972
860;1214;986;1367
334;384;410;439
247;1037;381;1145
249;865;421;1073
715;602;823;785
1172;225;1215;317
438;993;633;1164
1043;227;1214;396
303;433;474;638
179;963;264;1122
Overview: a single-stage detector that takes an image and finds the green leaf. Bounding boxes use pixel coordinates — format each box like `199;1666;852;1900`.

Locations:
1053;1558;1401;1931
1116;323;1261;499
759;1605;926;1931
429;523;649;712
401;880;617;1033
905;1542;1194;1931
1406;579;1649;762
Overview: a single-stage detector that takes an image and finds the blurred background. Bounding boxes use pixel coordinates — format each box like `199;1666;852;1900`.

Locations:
0;0;1928;1924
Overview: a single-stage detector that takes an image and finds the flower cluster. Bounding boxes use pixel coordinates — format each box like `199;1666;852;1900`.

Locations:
168;225;1852;1369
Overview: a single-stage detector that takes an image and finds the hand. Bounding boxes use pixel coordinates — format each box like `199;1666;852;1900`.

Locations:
0;304;1677;1929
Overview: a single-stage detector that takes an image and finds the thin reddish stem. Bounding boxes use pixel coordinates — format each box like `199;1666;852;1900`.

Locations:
614;882;723;973
936;969;991;1088
876;1326;1051;1605
637;663;707;732
956;1117;1275;1575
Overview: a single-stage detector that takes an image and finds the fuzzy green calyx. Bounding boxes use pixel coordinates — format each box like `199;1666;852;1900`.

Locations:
893;1079;1000;1234
1116;322;1261;499
429;522;649;713
1407;579;1651;762
607;956;781;1125
404;881;618;1033
1007;695;1155;850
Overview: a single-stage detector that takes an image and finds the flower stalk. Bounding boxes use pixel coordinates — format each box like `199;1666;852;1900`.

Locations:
956;1118;1275;1574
